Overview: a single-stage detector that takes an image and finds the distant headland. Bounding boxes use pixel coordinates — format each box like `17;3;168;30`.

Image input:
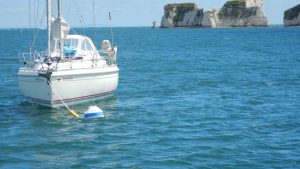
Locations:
160;0;300;28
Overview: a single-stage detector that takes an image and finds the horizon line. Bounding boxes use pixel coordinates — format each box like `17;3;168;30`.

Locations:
0;24;286;30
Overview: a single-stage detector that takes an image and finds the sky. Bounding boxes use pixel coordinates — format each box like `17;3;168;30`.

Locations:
0;0;299;28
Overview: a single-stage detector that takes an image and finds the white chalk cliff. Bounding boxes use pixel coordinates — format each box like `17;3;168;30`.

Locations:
284;4;300;27
161;3;203;28
161;0;268;28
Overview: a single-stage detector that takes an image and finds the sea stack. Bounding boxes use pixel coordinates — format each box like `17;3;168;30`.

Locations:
161;3;204;28
284;4;300;27
160;0;268;28
152;21;157;29
210;0;268;27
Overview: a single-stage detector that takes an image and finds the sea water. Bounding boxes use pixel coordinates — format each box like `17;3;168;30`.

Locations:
0;27;299;168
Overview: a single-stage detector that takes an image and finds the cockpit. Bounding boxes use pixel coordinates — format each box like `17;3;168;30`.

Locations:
50;35;98;60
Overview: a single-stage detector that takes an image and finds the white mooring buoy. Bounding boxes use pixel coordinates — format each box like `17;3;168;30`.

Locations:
83;106;104;119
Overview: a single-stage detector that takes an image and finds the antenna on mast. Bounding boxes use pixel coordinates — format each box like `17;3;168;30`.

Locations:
109;11;114;47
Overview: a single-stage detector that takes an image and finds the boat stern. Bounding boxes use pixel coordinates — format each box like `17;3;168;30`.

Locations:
18;69;54;107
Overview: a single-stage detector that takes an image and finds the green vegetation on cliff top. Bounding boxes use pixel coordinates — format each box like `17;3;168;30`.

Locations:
221;0;246;18
164;3;197;24
219;0;258;19
223;0;246;9
284;4;300;20
164;3;196;12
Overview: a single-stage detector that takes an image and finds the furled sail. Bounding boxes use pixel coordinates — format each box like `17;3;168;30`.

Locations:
51;17;70;39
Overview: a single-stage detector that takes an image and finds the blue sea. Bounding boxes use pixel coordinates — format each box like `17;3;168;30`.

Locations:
0;27;300;168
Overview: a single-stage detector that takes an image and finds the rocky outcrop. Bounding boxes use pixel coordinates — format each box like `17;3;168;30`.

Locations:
216;0;268;27
284;4;300;27
161;0;268;28
202;9;220;27
161;3;203;28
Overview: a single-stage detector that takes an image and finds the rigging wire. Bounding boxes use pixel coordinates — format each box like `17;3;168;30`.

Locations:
93;0;95;28
40;3;46;28
34;0;40;48
109;12;114;47
92;0;96;40
35;0;39;29
63;0;78;35
65;0;71;24
30;0;47;51
28;0;32;54
33;0;36;42
31;0;46;49
28;0;32;28
74;0;84;26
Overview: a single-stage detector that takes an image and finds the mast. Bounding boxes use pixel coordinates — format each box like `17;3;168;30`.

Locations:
57;0;63;59
47;0;51;58
57;0;61;18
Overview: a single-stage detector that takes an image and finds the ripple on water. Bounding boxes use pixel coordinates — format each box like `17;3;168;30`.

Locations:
0;28;300;168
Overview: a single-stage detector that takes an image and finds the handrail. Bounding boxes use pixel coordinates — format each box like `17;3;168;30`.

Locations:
19;50;117;69
18;51;44;67
98;49;117;65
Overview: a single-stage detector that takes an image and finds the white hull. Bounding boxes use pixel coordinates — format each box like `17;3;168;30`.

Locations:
19;66;119;108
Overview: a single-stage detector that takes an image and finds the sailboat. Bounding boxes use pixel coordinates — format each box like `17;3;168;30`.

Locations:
18;0;119;108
